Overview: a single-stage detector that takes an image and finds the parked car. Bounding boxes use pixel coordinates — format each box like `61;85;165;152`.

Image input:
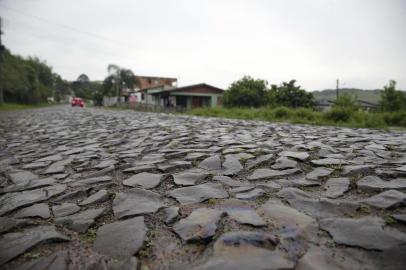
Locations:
71;98;85;107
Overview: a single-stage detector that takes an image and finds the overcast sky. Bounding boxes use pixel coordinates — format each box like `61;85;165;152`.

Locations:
1;0;405;90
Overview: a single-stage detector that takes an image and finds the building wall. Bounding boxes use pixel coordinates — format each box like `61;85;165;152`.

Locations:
136;76;177;90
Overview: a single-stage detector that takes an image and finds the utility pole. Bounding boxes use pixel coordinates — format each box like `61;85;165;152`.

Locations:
0;17;4;104
336;79;339;100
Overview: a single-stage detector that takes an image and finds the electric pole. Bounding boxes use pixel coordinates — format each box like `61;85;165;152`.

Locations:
336;79;339;100
0;17;4;104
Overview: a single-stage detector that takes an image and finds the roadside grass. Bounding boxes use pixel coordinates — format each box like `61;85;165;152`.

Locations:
0;103;55;111
187;107;406;129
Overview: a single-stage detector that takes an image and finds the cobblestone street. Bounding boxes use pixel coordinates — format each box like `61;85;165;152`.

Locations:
1;105;406;269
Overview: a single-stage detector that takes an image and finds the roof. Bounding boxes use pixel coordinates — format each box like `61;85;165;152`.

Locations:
137;84;175;92
138;83;224;94
165;83;224;93
135;75;177;81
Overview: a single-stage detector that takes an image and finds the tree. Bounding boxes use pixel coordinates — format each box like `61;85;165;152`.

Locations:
53;74;71;102
106;64;138;103
380;80;405;112
333;93;359;111
269;80;314;108
223;76;268;107
71;74;99;100
77;73;90;82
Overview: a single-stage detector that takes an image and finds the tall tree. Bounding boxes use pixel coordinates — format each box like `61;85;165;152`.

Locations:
107;64;137;103
223;76;268;107
269;80;314;108
380;80;405;112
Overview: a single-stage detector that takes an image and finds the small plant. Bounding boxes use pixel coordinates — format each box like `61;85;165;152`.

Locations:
24;252;41;260
107;190;116;199
207;198;219;205
326;240;336;249
350;174;362;189
82;228;98;243
383;215;397;225
324;107;352;122
357;204;371;214
273;106;291;119
252;148;265;156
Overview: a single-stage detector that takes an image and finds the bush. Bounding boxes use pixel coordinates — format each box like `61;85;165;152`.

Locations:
383;111;406;127
294;108;317;121
273;107;292;118
324;107;352;122
362;113;387;129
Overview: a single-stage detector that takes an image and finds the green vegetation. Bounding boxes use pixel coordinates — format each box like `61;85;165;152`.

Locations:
0;48;58;104
188;106;402;129
223;76;268;107
223;76;314;108
189;78;406;130
81;228;98;243
23;252;41;260
70;73;102;101
380;80;406;112
0;46;138;106
313;88;383;103
0;102;54;111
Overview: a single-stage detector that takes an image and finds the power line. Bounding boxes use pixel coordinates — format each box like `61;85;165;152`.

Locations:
0;4;137;51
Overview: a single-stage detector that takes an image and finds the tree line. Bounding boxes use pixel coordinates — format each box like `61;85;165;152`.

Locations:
223;76;315;108
0;47;138;104
223;76;406;112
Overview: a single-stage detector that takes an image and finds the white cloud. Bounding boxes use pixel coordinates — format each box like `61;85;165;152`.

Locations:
1;0;405;90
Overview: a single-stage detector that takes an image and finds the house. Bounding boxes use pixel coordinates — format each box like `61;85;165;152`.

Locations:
315;99;379;111
138;83;224;108
122;75;178;103
135;75;177;89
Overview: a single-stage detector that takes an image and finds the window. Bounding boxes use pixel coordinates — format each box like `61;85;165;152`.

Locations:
141;93;145;100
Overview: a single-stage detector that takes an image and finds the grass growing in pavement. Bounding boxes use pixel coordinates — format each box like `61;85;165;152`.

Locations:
0;103;55;111
187;106;406;129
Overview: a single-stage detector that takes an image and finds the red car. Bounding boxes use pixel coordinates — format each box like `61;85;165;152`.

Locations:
71;98;85;107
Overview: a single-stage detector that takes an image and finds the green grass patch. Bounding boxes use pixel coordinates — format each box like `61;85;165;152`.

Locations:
187;106;400;129
0;103;55;111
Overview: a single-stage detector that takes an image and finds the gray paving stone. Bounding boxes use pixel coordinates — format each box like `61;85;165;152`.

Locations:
0;226;69;266
278;151;309;161
198;155;222;171
93;216;147;257
320;216;406;250
174;208;223;242
123;172;163;189
52;203;81;217
191;231;294;270
13;203;50;219
54;208;105;233
164;206;179;224
173;171;208;186
362;190;406;209
0;184;66;216
79;189;109;206
113;188;164;219
0;217;32;234
357;176;406;192
248;168;301;181
169;183;228;205
306;167;334;180
322;177;350;198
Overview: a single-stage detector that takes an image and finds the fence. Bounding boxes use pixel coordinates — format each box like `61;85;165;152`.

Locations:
111;102;187;113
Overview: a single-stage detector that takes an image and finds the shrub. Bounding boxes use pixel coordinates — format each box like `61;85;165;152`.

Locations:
363;113;387;129
273;107;292;118
294;108;317;121
383;111;406;127
324;107;352;122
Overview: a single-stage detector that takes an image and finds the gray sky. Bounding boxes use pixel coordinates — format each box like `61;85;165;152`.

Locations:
1;0;405;90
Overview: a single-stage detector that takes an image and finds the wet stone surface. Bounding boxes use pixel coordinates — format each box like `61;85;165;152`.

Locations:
0;105;406;269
